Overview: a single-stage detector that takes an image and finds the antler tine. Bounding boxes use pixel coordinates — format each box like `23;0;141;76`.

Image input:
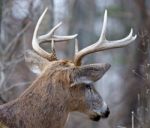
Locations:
75;39;79;54
74;10;137;66
38;23;78;42
40;34;78;43
32;8;78;61
51;39;56;56
98;10;107;42
52;34;78;40
32;8;56;61
38;22;62;41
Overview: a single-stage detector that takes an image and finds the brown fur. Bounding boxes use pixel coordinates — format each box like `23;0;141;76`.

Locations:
0;61;72;128
0;51;110;128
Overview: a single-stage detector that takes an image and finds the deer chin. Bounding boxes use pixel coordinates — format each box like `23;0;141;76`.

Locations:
89;114;101;121
89;108;110;121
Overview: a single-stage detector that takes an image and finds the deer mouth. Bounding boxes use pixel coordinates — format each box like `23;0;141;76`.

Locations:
89;108;110;121
89;114;101;121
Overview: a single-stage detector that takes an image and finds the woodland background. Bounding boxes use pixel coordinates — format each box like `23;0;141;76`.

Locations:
0;0;150;128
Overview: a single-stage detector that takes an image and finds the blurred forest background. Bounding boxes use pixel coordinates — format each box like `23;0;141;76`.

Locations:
0;0;150;128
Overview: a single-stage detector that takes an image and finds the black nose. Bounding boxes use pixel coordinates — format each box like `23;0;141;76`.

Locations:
102;107;110;118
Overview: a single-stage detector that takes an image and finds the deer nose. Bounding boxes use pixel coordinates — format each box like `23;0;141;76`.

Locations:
102;107;110;118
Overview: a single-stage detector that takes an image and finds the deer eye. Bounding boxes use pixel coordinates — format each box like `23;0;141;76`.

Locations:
85;84;91;89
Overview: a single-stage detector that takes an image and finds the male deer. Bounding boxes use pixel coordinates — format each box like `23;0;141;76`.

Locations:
0;8;136;128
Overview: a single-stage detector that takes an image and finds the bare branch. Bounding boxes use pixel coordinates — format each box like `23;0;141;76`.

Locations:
0;81;32;95
3;22;31;61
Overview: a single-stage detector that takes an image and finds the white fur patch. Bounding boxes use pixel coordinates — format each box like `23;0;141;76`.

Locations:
71;76;93;87
93;101;108;115
101;101;108;112
31;65;41;74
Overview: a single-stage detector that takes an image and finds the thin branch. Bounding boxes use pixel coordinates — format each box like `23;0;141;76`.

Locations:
3;22;31;61
3;54;24;69
0;81;32;94
0;71;5;88
0;54;24;92
0;96;7;104
0;81;31;104
0;62;17;90
0;62;5;88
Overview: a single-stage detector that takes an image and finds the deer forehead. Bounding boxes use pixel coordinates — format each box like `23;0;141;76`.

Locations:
46;60;75;69
42;60;74;81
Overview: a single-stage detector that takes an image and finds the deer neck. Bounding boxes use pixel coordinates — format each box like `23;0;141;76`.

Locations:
0;96;69;128
0;73;71;128
19;76;71;128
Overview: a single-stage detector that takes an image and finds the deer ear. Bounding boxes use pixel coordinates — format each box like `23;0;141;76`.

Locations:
71;63;111;87
25;50;50;75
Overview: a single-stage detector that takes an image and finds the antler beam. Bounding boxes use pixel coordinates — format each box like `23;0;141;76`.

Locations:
74;10;137;66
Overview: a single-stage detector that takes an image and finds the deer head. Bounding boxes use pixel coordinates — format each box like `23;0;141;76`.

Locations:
25;8;136;122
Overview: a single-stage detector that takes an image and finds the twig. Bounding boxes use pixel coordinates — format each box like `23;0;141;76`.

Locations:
0;62;5;89
0;71;5;88
1;63;17;90
117;126;127;128
3;22;31;61
0;96;7;104
0;81;32;95
131;111;134;128
4;55;24;69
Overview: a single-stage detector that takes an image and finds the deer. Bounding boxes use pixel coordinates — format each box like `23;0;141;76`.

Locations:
0;8;136;128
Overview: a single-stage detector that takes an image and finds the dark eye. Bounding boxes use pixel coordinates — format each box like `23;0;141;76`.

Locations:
85;84;91;89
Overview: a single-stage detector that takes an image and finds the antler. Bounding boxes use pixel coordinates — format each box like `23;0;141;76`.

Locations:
32;8;77;61
74;10;137;66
